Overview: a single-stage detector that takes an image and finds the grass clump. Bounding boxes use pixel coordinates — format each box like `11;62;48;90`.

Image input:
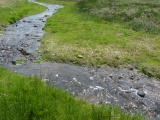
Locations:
0;0;46;30
0;66;144;120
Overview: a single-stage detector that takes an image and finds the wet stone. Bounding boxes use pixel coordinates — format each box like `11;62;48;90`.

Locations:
21;43;29;47
109;74;113;78
118;75;123;79
156;114;160;119
26;21;31;23
130;75;135;80
90;69;96;75
25;34;29;36
133;83;143;89
20;49;31;56
155;102;160;111
1;59;4;62
44;15;49;17
33;25;38;27
11;60;16;65
17;47;23;51
1;50;5;53
137;90;145;98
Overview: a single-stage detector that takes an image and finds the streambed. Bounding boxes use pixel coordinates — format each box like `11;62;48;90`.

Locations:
0;0;160;119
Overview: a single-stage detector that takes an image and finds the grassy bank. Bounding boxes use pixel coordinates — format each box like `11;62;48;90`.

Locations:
77;0;160;34
0;0;148;119
0;0;46;30
0;66;144;120
37;0;160;78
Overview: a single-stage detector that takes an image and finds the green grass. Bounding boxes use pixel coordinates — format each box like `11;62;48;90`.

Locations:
0;0;144;119
0;0;46;30
36;1;160;78
77;0;160;34
0;66;144;120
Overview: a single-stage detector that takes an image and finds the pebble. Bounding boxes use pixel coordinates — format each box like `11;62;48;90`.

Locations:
130;75;135;80
137;90;145;97
11;60;16;65
77;55;83;58
109;74;113;78
133;83;143;89
118;75;123;79
33;25;38;27
90;69;96;75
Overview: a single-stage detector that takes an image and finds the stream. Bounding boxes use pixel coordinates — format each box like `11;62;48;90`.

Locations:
0;0;160;119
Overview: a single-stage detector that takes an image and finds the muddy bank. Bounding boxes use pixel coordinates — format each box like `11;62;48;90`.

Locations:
0;0;160;119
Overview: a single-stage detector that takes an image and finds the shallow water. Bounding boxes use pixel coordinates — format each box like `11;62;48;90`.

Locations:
0;0;63;64
1;0;160;119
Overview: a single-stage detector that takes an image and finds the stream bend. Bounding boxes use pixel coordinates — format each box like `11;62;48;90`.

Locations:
0;0;160;119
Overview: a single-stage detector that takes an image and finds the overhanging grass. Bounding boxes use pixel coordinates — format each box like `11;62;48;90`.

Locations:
0;0;46;30
37;1;160;78
0;66;144;119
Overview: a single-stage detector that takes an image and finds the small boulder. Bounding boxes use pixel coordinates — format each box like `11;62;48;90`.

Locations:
19;49;31;56
137;90;145;98
130;75;135;80
133;83;143;89
109;74;113;78
11;60;16;65
25;34;29;36
118;75;123;79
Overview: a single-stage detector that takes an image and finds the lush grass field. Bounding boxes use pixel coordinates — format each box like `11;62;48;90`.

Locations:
37;0;160;78
0;66;144;120
0;0;145;119
0;0;46;30
77;0;160;34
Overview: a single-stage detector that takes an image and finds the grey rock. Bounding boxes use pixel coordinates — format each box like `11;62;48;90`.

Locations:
118;75;123;79
90;69;96;75
33;25;38;27
137;90;145;97
130;75;135;80
156;114;160;119
11;60;16;65
20;49;31;56
109;74;113;78
133;83;143;89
